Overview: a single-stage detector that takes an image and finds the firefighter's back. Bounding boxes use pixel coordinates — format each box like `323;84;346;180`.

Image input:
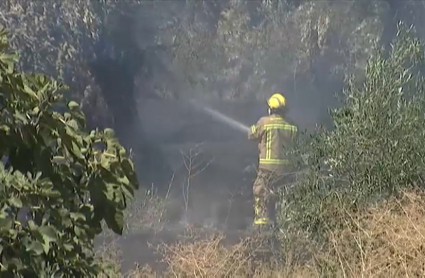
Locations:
258;114;297;172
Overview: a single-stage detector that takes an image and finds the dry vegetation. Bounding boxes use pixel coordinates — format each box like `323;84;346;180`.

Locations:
95;190;425;278
321;190;425;277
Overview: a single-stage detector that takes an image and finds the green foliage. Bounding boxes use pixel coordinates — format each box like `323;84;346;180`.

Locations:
0;28;138;276
0;0;142;92
0;0;399;101
3;0;425;105
155;0;387;99
281;24;425;238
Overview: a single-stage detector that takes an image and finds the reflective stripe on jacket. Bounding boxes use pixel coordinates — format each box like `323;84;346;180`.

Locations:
248;114;297;171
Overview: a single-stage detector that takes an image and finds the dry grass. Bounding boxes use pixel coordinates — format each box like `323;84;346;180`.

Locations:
96;236;123;277
157;232;268;277
124;229;314;278
318;190;425;277
96;189;425;277
126;184;172;234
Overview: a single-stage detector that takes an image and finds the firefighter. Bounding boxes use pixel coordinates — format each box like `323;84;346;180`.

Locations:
248;93;297;227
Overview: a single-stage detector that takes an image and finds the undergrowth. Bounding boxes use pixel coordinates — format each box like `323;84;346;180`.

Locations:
96;190;425;277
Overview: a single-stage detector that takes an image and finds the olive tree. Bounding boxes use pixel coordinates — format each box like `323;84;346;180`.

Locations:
281;24;425;239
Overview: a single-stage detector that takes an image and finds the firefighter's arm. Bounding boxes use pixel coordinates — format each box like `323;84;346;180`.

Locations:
285;117;298;140
248;119;263;141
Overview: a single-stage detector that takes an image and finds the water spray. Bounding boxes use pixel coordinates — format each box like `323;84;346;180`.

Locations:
188;99;250;134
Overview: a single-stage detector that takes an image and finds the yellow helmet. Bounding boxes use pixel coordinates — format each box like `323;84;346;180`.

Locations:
267;93;286;109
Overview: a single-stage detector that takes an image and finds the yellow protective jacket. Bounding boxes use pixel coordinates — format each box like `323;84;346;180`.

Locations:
248;114;297;171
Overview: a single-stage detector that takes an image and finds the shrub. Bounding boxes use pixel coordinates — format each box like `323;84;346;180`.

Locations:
281;23;425;238
308;190;425;277
0;28;138;277
157;231;286;278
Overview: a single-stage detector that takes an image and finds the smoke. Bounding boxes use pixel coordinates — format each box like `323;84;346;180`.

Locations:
88;0;425;272
130;0;337;234
126;0;425;235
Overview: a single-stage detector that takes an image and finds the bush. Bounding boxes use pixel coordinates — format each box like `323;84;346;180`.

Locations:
0;28;138;277
156;230;299;278
281;23;425;238
314;190;425;277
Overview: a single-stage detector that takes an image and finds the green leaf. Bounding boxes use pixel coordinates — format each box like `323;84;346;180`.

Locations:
121;158;139;189
68;101;79;110
70;212;86;221
8;197;22;208
28;220;37;231
0;125;10;133
0;216;13;230
52;156;67;164
71;141;84;159
14;112;28;123
38;226;57;254
105;208;124;235
121;184;134;200
41;241;50;254
23;83;39;99
26;241;44;255
7;228;17;240
74;226;84;237
0;52;17;73
39;225;57;242
103;128;115;139
63;243;74;252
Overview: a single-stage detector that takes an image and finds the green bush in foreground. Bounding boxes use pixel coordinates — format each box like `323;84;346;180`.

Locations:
281;23;425;239
0;28;138;277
